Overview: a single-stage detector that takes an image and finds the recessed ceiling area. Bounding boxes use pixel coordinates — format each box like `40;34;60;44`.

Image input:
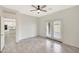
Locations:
2;5;75;17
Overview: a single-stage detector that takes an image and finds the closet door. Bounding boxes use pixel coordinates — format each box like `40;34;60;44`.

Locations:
1;17;5;51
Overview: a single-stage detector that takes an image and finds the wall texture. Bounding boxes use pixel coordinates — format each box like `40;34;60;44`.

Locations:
16;13;37;42
38;6;79;48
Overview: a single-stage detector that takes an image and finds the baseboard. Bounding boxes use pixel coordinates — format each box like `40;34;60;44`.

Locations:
17;36;37;43
16;35;62;43
62;42;79;49
38;35;62;43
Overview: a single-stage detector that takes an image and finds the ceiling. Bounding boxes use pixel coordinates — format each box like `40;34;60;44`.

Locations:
2;5;75;17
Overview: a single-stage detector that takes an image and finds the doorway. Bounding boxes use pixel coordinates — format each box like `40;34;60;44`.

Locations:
46;22;51;38
46;20;62;41
3;17;16;52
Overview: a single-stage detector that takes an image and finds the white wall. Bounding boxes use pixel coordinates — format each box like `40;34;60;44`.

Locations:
38;6;79;48
16;13;37;42
0;7;5;51
1;17;5;51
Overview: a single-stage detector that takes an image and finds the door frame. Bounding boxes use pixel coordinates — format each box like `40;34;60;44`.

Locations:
1;16;5;51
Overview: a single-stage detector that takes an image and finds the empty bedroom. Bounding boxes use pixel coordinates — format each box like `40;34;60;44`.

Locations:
0;5;79;53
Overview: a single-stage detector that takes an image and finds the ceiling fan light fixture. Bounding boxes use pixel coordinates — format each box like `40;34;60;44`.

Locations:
37;10;40;12
31;5;47;14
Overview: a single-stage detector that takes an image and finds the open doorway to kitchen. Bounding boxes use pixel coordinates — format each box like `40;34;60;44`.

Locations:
3;17;16;52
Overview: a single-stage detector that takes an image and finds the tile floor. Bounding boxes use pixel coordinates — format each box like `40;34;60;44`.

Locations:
2;30;79;53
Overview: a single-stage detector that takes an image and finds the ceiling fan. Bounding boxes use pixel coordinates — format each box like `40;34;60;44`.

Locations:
30;5;47;14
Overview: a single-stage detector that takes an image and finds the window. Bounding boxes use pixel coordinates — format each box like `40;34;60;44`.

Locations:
53;20;61;39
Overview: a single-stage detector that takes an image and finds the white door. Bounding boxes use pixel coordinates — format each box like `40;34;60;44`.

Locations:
1;17;5;51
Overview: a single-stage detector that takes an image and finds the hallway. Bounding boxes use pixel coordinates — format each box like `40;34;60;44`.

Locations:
2;30;79;53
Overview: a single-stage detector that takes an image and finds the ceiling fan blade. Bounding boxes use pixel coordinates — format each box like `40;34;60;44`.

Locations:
30;10;36;11
40;10;47;12
41;5;46;9
32;5;37;9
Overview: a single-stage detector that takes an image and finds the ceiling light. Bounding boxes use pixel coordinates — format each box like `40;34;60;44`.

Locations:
37;10;40;12
37;10;40;14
